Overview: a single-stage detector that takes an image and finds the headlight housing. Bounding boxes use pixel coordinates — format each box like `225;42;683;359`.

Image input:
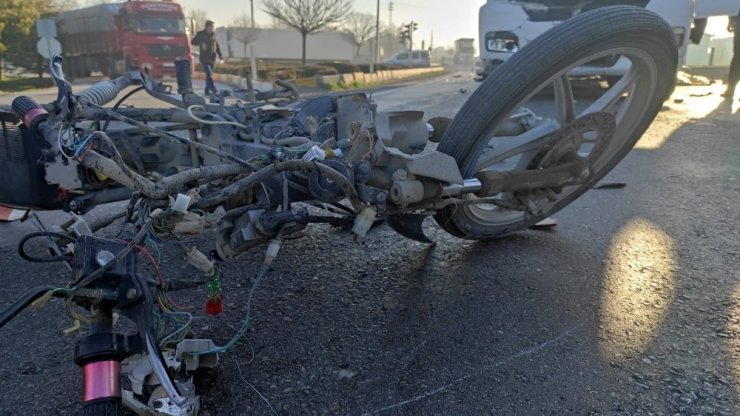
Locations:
485;31;519;53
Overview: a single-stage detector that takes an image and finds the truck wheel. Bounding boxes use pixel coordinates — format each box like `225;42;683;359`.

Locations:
434;6;677;239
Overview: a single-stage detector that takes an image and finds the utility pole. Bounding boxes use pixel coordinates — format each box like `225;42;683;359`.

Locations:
389;2;394;26
372;0;380;73
249;0;257;83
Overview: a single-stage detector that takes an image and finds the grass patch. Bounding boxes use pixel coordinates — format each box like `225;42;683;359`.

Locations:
325;70;446;92
0;77;54;93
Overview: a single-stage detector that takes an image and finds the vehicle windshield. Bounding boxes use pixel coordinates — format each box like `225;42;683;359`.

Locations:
134;15;186;34
517;0;649;21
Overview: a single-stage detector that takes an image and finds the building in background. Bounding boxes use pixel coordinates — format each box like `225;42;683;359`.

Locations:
687;35;735;67
217;28;354;62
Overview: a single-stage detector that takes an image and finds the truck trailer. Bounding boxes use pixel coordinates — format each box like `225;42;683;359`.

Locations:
56;0;192;79
453;38;476;65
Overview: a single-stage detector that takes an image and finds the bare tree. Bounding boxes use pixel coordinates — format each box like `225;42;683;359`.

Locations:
268;16;289;30
52;0;79;10
261;0;353;65
230;14;260;60
343;12;375;57
186;8;209;35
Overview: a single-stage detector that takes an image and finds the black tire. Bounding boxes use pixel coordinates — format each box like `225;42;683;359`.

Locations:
434;6;677;239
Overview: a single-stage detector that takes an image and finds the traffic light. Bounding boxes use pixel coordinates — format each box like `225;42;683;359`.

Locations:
401;21;418;49
399;29;409;45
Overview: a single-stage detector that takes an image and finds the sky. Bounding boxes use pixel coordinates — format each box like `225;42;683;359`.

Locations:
176;0;485;49
173;0;737;48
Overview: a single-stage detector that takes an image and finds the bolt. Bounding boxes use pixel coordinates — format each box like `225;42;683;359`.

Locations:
95;250;115;267
126;289;138;300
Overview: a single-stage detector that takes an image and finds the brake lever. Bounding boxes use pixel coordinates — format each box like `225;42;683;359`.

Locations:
49;54;75;121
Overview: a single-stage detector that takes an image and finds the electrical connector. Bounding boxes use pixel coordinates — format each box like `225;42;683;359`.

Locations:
186;247;214;274
302;145;326;162
172;193;191;214
351;207;377;239
173;212;206;234
265;238;282;266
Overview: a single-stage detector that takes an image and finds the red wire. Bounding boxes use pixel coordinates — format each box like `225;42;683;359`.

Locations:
136;245;193;312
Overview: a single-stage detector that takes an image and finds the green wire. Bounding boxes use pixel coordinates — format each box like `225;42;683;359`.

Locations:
192;263;270;355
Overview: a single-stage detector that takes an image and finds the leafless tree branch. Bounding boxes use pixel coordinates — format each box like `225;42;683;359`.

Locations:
261;0;353;64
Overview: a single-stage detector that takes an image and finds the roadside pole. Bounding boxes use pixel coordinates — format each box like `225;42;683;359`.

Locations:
372;0;380;73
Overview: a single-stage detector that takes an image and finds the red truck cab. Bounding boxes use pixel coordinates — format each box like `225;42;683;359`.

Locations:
57;0;192;79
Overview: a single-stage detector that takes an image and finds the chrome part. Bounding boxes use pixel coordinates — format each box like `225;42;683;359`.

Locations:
441;179;483;197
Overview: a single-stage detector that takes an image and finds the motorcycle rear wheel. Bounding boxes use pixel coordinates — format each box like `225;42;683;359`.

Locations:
434;6;678;239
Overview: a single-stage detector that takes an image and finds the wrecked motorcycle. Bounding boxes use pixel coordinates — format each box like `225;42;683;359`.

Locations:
0;7;678;415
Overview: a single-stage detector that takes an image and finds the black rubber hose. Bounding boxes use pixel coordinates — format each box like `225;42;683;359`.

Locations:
101;86;145;132
18;231;77;263
0;286;57;329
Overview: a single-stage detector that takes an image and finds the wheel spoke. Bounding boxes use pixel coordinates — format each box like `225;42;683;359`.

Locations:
581;66;638;117
475;119;560;170
553;75;576;125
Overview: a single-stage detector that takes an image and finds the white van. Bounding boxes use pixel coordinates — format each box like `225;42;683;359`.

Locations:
385;50;431;67
477;0;695;80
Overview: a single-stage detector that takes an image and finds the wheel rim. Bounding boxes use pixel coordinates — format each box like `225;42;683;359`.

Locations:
462;47;659;227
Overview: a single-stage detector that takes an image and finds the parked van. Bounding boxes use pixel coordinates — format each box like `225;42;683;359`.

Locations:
385;50;431;67
477;0;695;81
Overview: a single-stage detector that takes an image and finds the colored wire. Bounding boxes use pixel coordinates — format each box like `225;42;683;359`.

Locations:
159;311;193;347
192;262;270;355
137;243;192;312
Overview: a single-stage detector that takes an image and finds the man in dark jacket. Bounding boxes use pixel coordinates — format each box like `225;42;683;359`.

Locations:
191;20;223;95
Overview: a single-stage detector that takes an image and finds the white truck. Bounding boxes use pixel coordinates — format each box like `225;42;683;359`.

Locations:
690;0;740;43
476;0;695;81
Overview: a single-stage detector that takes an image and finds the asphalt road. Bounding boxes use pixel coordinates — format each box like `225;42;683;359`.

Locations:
0;70;738;415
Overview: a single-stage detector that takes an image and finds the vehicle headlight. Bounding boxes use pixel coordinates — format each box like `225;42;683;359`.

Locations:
486;31;519;53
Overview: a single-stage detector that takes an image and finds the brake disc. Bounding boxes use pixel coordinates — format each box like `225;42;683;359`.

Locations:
528;111;616;170
512;111;616;213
